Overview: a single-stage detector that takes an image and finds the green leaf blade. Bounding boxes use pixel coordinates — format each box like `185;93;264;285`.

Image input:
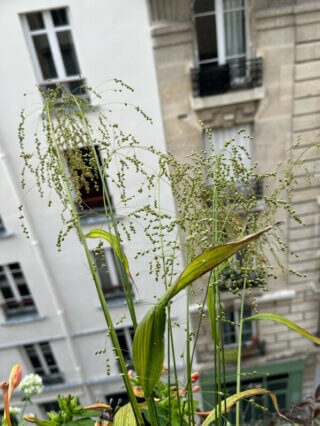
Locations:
244;313;320;345
84;229;131;276
132;305;166;398
113;403;137;426
171;223;282;298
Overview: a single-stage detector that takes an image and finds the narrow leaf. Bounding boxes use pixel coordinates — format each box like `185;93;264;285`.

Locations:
113;403;136;426
132;304;166;398
244;313;320;345
207;285;219;347
84;229;131;276
199;388;291;426
170;222;281;298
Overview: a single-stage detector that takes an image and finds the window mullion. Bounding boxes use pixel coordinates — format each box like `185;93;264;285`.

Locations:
43;11;66;79
5;265;21;302
215;0;226;64
35;344;50;374
37;344;51;375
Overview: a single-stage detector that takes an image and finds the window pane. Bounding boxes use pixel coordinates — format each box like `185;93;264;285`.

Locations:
51;9;68;26
194;0;215;13
224;0;244;9
25;345;46;375
39;342;59;373
116;329;131;361
32;34;58;79
224;10;246;58
26;12;44;30
195;16;217;61
57;31;80;76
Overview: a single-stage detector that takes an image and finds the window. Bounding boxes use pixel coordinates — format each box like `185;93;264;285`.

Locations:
0;263;37;319
194;0;246;67
24;342;64;385
203;125;253;173
192;1;262;96
115;326;135;366
201;359;305;423
22;8;85;95
223;306;253;346
66;147;114;214
93;248;126;301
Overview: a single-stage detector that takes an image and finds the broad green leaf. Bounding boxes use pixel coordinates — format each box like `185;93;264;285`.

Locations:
133;304;166;398
200;388;291;426
113;403;136;425
244;313;320;345
168;223;281;299
84;229;131;277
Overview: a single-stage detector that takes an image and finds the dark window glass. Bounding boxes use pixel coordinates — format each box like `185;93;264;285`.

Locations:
57;31;80;76
39;342;59;374
194;0;215;13
24;344;46;376
26;12;44;30
242;306;253;342
94;249;125;300
195;16;217;61
223;309;236;345
32;34;58;79
116;329;131;361
51;9;68;26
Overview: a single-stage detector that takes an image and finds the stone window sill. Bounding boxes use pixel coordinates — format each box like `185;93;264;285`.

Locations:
1;313;46;326
190;86;265;112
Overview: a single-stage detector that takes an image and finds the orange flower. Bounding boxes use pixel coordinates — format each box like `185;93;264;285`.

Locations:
1;381;10;426
94;422;100;426
1;366;22;426
8;365;22;401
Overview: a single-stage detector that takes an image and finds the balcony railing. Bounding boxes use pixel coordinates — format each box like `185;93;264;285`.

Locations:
41;372;65;386
191;57;263;97
1;296;37;319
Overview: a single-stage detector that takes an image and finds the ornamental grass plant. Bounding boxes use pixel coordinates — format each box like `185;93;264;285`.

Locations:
9;83;320;425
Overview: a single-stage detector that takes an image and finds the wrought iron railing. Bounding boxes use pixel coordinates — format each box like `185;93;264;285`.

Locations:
191;57;263;97
1;296;37;319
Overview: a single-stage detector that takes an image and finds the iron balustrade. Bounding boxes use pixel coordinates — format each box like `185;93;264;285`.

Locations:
191;57;263;97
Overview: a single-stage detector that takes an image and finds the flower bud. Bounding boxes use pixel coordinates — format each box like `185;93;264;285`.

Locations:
192;385;200;392
191;371;200;383
8;365;22;401
133;386;144;398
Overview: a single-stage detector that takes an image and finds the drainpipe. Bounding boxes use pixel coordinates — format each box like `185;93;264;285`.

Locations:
0;147;93;403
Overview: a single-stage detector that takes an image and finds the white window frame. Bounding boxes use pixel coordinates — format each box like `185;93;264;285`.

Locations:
21;8;83;88
24;342;59;376
194;0;248;66
0;264;35;310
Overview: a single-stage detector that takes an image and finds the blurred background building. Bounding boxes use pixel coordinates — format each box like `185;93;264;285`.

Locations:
149;0;320;421
1;0;320;422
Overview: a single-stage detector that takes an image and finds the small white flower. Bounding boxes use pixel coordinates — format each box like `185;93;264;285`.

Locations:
19;374;44;397
9;407;21;416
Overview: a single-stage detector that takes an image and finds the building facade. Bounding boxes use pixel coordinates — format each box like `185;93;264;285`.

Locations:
0;0;188;417
148;0;320;418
